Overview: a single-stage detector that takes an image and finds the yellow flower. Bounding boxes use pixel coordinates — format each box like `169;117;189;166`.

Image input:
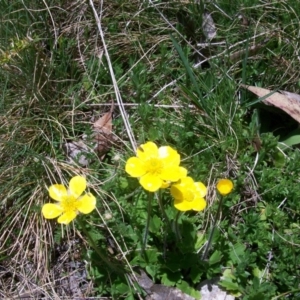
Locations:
171;177;207;211
125;141;187;192
42;176;96;224
216;179;233;196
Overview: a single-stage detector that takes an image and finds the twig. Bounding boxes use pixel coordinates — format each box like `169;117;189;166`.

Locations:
88;0;137;152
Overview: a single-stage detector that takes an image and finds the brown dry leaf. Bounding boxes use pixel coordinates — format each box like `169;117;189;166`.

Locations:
93;111;112;134
93;110;113;156
241;84;300;123
63;109;114;165
280;90;300;102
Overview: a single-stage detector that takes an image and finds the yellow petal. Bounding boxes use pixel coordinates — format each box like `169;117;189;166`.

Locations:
179;176;194;186
140;173;162;192
174;199;192;211
190;198;206;211
160;166;185;182
57;211;77;224
48;184;67;201
137;142;158;160
195;182;207;198
77;193;96;214
42;203;63;219
161;181;171;189
69;176;86;198
170;177;193;196
178;167;188;179
217;179;233;196
125;157;146;177
170;185;184;199
158;146;180;165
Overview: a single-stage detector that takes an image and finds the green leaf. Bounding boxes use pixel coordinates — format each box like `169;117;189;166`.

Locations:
273;150;285;167
253;267;264;279
177;280;201;299
219;279;242;292
144;249;158;264
161;271;181;286
149;214;162;233
119;177;129;189
190;265;203;284
223;268;237;280
229;243;246;264
209;250;222;265
279;128;300;148
194;232;206;250
146;265;157;279
88;228;104;241
115;282;130;294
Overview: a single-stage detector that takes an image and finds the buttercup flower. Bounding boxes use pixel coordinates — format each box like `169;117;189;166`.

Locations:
125;141;187;192
216;179;233;196
42;176;96;224
171;177;207;211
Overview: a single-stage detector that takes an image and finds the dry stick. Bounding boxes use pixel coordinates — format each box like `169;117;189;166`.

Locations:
88;0;137;152
79;103;195;109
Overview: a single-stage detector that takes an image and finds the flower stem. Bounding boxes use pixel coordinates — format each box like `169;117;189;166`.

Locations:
156;190;171;230
202;195;224;260
143;192;153;249
156;190;173;260
174;210;182;241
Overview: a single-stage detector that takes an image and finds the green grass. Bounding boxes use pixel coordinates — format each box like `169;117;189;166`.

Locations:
1;0;300;299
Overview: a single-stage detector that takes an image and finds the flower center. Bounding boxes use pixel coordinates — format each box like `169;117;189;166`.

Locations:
185;189;194;202
146;157;163;175
60;195;78;212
